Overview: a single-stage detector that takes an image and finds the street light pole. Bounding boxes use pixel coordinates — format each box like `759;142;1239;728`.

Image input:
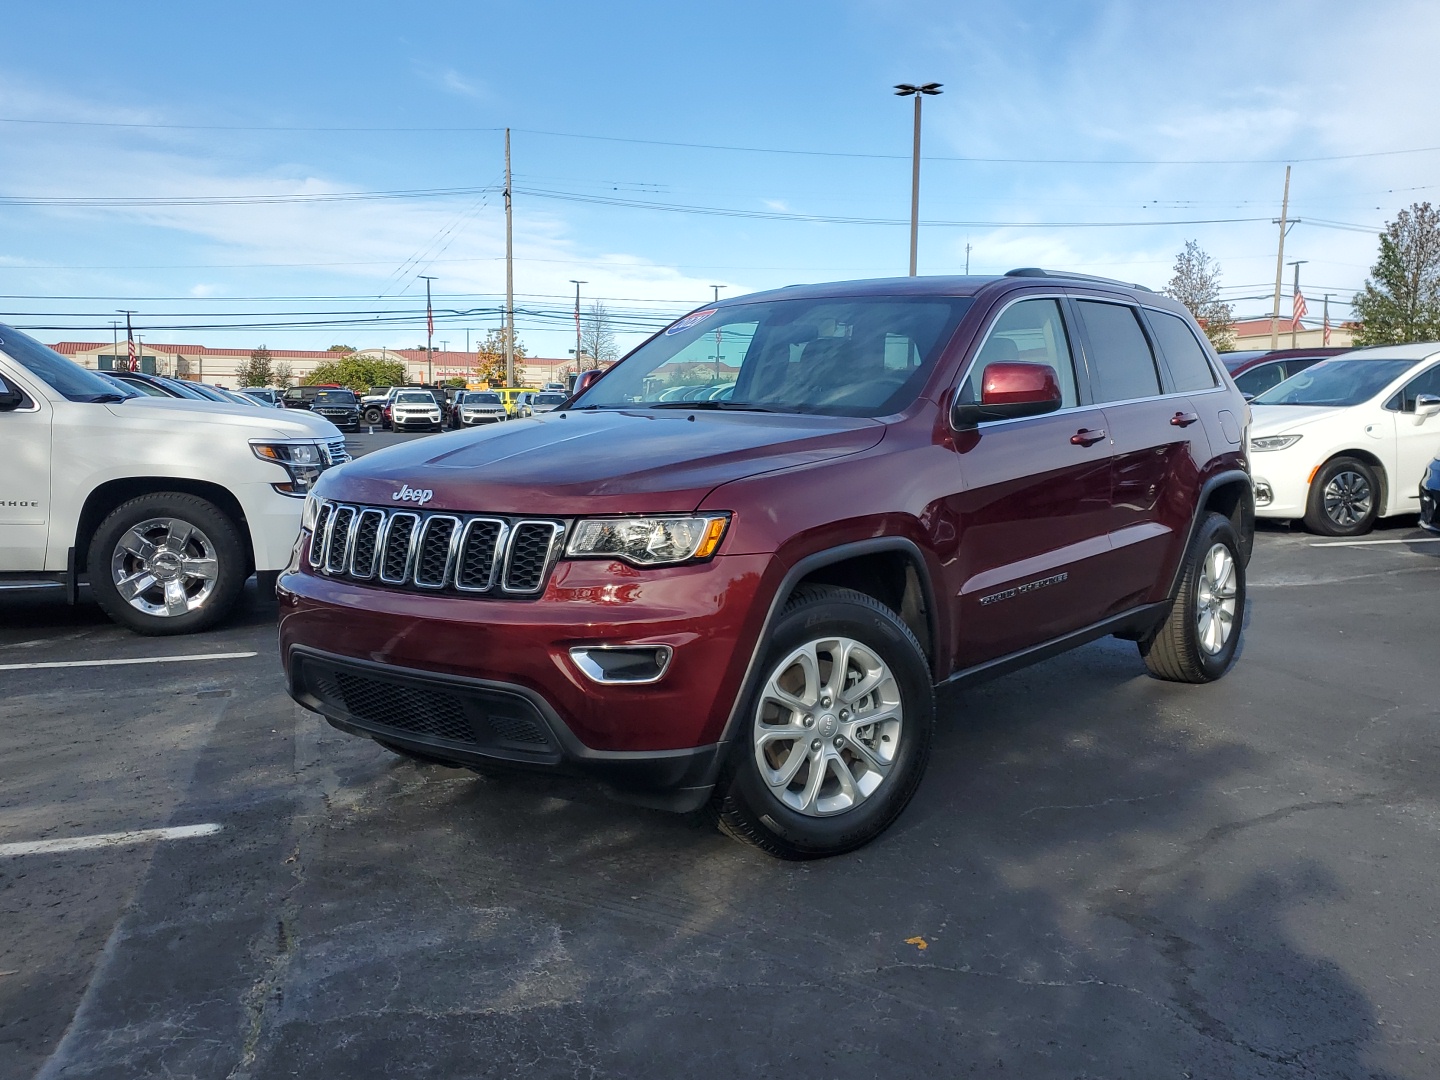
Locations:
419;275;438;383
570;279;587;371
894;82;942;277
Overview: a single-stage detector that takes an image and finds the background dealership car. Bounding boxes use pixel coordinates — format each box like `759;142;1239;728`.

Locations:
389;388;444;431
308;388;361;431
1248;344;1440;534
1421;452;1440;533
1220;347;1348;399
453;390;507;426
280;269;1253;859
526;391;569;416
241;386;286;407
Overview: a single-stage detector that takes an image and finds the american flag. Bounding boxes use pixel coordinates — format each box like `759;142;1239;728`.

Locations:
126;325;137;371
1292;290;1309;326
427;302;434;338
1323;312;1331;346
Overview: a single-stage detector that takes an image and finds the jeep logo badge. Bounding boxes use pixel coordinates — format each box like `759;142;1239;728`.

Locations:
392;485;434;506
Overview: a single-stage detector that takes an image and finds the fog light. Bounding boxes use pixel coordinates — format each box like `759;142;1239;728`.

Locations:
569;645;673;685
1254;479;1273;506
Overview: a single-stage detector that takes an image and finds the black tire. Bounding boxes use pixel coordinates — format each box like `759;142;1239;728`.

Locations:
1303;456;1380;536
710;585;934;860
87;492;248;636
1139;512;1245;683
362;406;383;425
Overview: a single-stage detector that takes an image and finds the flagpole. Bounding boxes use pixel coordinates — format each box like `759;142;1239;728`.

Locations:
1288;259;1308;349
118;309;138;372
1323;294;1332;346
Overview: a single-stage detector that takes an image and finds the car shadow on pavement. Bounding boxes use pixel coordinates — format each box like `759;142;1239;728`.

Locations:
45;627;1404;1080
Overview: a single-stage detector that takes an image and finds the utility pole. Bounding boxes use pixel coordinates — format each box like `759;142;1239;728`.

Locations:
894;82;942;276
504;128;515;387
1287;260;1308;347
965;242;972;275
109;320;120;372
1270;166;1292;350
419;275;438;383
711;285;725;380
570;280;587;371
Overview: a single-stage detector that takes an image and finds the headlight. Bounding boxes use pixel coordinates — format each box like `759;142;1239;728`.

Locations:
252;440;328;496
566;514;729;566
1249;434;1302;452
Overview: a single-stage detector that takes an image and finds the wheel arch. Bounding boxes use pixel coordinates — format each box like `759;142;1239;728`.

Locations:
716;537;941;750
1163;469;1254;602
74;478;256;576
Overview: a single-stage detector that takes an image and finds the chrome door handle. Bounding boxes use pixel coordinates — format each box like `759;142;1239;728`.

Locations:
1071;428;1107;447
1170;411;1199;427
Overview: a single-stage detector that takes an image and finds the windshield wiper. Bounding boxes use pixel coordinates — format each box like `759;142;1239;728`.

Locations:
80;392;130;403
649;400;791;413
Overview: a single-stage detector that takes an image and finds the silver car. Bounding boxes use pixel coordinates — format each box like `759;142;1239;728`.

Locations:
456;390;507;426
528;391;568;416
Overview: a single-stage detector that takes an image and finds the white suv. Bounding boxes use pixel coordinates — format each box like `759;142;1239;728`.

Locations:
1248;343;1440;534
389;389;443;431
0;325;348;634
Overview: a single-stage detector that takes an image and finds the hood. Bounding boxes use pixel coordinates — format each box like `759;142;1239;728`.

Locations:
317;408;886;514
1248;404;1347;438
105;395;343;440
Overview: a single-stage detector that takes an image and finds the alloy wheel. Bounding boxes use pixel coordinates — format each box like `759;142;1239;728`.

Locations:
752;636;902;817
109;517;220;618
1323;470;1373;528
1195;542;1238;656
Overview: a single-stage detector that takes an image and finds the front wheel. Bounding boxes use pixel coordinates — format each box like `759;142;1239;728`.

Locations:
87;493;248;635
362;406;383;425
711;585;934;859
1138;512;1245;682
1304;456;1380;536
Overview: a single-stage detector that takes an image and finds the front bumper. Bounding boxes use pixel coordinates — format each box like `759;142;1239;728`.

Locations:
1421;463;1440;533
460;412;504;425
277;551;776;808
1249;451;1314;519
394;412;441;428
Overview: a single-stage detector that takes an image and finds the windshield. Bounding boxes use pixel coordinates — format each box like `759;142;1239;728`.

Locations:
534;393;566;405
573;295;972;416
314;390;357;404
1252;358;1419;406
0;324;130;402
465;392;502;404
396;392;433;404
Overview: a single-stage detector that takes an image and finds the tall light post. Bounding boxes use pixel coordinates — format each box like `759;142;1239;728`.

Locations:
570;279;587;371
419;275;438;383
894;82;942;276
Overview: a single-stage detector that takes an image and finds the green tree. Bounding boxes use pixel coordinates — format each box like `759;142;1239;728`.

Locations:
271;361;295;388
473;327;528;386
327;344;355;353
1164;241;1235;351
1352;202;1440;345
580;301;618;367
234;345;274;388
304;354;407;392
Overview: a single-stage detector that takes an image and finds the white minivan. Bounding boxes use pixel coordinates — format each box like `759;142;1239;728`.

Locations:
0;325;349;634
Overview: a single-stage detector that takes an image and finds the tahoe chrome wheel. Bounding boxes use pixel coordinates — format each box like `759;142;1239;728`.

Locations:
1195;542;1238;656
1323;469;1373;528
752;636;903;817
109;517;220;618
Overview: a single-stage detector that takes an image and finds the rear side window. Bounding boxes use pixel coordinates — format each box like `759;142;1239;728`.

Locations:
1147;310;1217;392
961;298;1078;409
1075;300;1161;402
1234;362;1287;398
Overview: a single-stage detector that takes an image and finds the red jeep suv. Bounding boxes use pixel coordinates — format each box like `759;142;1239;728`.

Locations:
279;270;1253;858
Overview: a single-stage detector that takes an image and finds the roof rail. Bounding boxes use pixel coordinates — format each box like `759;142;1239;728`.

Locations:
1004;267;1154;293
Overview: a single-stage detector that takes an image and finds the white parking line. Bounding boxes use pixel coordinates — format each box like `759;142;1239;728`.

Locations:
0;651;257;672
0;823;222;858
1309;537;1440;548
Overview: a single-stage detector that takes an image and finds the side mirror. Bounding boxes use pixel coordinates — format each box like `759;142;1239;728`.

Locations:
0;374;24;412
952;362;1063;428
569;368;604;401
1415;393;1440;421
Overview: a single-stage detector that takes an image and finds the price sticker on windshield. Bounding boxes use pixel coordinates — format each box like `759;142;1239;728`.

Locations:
664;309;718;336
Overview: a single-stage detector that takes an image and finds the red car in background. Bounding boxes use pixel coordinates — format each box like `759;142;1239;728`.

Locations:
1220;347;1350;399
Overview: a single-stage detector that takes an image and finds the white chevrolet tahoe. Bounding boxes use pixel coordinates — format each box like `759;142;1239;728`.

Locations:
0;325;349;635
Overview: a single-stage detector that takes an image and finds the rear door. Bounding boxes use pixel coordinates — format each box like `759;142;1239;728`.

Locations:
1071;297;1210;612
947;296;1116;666
0;363;52;570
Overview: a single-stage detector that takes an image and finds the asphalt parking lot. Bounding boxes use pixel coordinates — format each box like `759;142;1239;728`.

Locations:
3;433;1438;1078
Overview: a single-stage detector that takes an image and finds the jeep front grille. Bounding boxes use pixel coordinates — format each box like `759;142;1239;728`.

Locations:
306;499;564;598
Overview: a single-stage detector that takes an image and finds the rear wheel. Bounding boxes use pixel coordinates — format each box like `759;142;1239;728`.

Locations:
1139;512;1245;682
1304;456;1380;536
87;493;247;635
362;405;383;425
711;585;933;859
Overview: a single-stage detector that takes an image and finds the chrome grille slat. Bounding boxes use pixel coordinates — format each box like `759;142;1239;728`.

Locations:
325;506;357;575
309;499;561;598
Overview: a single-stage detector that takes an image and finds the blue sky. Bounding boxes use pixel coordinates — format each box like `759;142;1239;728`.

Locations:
3;0;1438;359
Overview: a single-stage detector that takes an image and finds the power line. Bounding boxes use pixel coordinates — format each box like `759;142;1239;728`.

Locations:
6;115;1440;166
